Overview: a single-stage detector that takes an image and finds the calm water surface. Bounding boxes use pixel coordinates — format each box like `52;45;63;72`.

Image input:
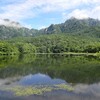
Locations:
0;54;100;100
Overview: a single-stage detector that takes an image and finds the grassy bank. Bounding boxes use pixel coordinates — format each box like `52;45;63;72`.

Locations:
35;52;95;56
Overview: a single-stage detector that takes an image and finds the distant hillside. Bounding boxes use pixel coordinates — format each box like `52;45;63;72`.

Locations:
0;17;100;39
0;25;39;39
40;17;100;37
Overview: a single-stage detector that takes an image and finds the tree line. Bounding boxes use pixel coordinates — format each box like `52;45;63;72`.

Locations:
0;41;36;55
1;34;100;55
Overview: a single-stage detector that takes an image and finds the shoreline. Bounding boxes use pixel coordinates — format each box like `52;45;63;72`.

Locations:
0;52;97;57
35;52;95;56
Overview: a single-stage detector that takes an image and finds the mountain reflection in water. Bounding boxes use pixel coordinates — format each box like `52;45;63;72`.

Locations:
19;73;66;85
0;54;100;100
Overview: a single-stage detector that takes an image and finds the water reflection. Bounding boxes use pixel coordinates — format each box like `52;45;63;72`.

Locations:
0;54;100;99
0;73;100;100
19;73;66;85
74;83;100;97
0;54;100;83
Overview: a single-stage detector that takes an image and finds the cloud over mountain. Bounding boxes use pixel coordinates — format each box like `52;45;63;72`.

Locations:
0;0;100;28
0;19;22;28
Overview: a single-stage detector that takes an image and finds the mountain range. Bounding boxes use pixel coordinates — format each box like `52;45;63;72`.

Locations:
0;17;100;39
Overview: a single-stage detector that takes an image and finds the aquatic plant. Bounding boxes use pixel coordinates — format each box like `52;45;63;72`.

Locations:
3;84;74;96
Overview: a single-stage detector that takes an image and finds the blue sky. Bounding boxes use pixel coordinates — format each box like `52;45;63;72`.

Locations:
0;0;100;29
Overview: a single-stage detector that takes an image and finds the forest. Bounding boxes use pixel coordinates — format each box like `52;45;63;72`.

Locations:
0;18;100;55
0;34;100;55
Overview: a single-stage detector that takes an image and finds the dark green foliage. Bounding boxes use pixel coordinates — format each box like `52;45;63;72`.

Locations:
0;41;36;55
0;42;19;55
0;54;100;83
16;43;36;54
0;18;100;54
6;34;100;53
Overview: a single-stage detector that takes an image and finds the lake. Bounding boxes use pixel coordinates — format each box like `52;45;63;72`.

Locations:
0;54;100;100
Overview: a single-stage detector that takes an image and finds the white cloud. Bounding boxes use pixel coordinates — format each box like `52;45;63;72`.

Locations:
0;0;36;21
1;0;100;20
40;0;81;12
91;6;100;19
63;5;100;20
0;18;22;28
0;0;100;28
66;9;89;19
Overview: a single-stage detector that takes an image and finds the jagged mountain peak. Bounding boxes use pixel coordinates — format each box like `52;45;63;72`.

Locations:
41;17;100;34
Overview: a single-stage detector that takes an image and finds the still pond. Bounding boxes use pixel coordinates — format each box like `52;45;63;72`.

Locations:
0;54;100;100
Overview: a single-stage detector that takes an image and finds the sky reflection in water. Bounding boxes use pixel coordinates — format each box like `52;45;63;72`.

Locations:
0;54;100;100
